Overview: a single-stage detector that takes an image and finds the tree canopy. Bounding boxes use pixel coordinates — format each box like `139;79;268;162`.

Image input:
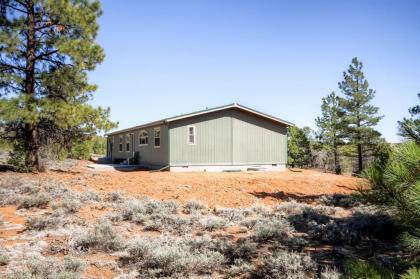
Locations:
398;93;420;143
0;0;116;170
338;57;382;173
315;91;346;174
287;126;312;168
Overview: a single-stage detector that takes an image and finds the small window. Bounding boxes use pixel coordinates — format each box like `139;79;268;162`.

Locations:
139;130;148;146
119;136;123;152
125;134;130;152
154;128;160;148
188;126;195;145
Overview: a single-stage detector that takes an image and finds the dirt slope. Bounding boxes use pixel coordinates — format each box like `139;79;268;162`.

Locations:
7;161;365;208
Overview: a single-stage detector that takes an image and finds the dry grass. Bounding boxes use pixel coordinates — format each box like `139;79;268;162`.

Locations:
0;161;402;279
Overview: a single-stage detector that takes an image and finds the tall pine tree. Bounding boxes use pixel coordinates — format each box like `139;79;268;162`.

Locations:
315;91;346;174
398;93;420;143
338;58;382;173
0;0;116;170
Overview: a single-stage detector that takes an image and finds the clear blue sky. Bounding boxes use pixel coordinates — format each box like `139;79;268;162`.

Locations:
89;0;420;142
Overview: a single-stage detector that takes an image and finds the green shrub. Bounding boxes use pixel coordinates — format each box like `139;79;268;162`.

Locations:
344;259;396;279
401;267;420;279
362;142;420;254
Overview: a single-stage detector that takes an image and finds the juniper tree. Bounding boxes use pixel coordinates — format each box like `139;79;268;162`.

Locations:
398;93;420;143
0;0;116;170
315;91;346;174
338;57;382;173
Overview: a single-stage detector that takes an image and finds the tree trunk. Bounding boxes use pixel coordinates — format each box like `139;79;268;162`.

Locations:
334;148;341;175
357;143;363;173
24;0;40;171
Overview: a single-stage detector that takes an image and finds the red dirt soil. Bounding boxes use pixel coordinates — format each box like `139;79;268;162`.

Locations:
3;161;366;208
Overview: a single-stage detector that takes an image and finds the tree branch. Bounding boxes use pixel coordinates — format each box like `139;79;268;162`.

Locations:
35;49;58;60
1;2;27;14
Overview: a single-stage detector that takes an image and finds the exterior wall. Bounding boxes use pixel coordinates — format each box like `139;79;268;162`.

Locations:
168;108;287;167
109;124;169;168
231;109;287;165
168;110;232;166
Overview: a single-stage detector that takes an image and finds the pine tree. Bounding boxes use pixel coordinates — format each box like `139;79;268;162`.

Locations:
398;93;420;143
362;142;420;255
0;0;116;171
338;57;382;173
315;91;346;174
287;126;312;168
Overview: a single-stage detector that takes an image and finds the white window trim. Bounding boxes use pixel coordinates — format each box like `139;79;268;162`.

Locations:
154;127;161;148
119;136;123;152
187;125;196;145
125;134;131;152
139;130;149;146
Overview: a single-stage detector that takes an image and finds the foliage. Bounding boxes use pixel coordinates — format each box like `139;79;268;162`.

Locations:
73;219;124;252
0;250;9;266
344;259;396;279
124;236;225;277
401;267;420;279
398;93;420;143
0;0;117;171
17;192;50;209
288;126;312;168
25;214;59;230
362;141;420;255
338;57;383;173
251;250;315;279
69;135;107;159
316;91;346;174
8;256;85;279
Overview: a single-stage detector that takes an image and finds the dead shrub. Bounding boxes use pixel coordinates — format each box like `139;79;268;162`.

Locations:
106;189;125;202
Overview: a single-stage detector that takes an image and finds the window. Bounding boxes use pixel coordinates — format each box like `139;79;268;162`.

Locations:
119;136;123;152
154;127;160;148
139;130;148;146
187;126;195;145
125;134;130;152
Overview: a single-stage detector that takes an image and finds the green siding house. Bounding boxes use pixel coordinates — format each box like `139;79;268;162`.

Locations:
106;103;293;172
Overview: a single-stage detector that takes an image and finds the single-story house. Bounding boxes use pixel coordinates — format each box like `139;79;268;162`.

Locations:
106;103;293;172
